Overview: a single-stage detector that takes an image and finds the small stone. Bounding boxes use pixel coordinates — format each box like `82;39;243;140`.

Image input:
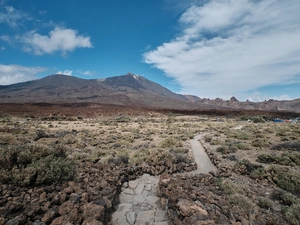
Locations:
133;194;146;204
128;180;139;189
136;211;154;224
118;203;133;211
142;173;150;178
134;183;144;195
145;184;152;191
155;210;167;222
120;193;133;202
125;212;136;225
81;192;89;202
4;216;25;225
123;189;133;195
33;221;46;225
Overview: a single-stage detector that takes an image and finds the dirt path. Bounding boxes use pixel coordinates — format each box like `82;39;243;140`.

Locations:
182;134;217;175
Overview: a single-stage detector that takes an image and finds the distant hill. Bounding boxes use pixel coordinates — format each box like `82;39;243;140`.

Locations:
0;73;299;112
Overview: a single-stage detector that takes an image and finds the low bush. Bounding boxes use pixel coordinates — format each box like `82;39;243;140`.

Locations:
210;138;223;145
284;203;300;225
216;145;237;154
268;166;300;193
252;116;266;123
229;194;254;211
257;197;273;209
251;138;271;148
279;192;300;206
0;144;76;186
271;142;300;151
204;134;212;143
257;152;300;166
234;159;263;175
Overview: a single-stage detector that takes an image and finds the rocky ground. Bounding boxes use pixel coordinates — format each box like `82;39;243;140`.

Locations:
111;174;167;225
0;114;299;225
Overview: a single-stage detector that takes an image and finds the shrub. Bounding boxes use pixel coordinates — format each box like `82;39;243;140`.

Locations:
204;135;212;143
210;138;222;145
252;116;266;123
108;154;129;165
216;146;229;154
235;142;251;150
271;142;300;151
267;166;300;193
0;144;76;186
234;159;263;175
216;145;237;154
257;197;273;209
160;137;182;148
279;192;300;206
229;194;254;211
215;178;247;195
257;153;300;166
284;203;300;225
251;138;271;148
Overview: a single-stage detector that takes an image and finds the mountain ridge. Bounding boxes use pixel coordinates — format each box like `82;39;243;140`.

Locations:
0;73;299;112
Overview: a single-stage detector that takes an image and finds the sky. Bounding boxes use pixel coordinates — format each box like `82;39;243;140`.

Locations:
0;0;299;102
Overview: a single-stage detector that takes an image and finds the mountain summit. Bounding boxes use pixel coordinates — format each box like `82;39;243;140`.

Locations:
0;73;299;112
0;73;194;109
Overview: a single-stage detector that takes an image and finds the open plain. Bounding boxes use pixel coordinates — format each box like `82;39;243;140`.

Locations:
0;108;300;225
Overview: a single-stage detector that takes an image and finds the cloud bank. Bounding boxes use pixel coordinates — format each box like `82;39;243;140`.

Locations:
0;5;28;27
19;27;93;55
0;64;46;85
144;0;300;100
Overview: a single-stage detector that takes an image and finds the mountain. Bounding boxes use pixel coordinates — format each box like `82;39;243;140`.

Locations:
0;73;299;112
0;73;204;109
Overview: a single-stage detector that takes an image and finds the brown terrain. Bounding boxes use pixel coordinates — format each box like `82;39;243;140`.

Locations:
0;73;300;225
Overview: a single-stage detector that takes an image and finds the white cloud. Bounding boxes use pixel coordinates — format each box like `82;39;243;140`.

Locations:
245;91;291;102
0;64;46;85
0;5;28;27
79;70;94;76
18;26;93;55
1;46;4;51
144;0;300;100
57;70;72;76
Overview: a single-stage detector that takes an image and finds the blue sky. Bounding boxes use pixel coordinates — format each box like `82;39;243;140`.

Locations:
0;0;299;101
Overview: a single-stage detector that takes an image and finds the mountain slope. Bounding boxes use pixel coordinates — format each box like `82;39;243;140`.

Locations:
0;73;202;109
0;73;299;112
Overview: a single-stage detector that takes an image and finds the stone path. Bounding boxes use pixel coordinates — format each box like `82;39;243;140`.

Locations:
111;174;167;225
111;134;217;225
183;134;217;175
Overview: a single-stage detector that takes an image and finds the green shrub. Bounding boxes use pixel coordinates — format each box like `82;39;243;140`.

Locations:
204;135;212;142
235;142;251;150
271;142;300;151
160;137;182;148
252;116;266;123
257;153;300;166
234;159;263;175
284;203;300;225
250;167;268;180
251;138;271;148
210;138;222;145
280;192;300;206
268;166;300;192
229;194;254;211
257;197;273;209
0;144;76;186
215;178;247;195
216;145;237;154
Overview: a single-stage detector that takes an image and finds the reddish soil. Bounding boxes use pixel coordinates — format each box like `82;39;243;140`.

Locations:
0;103;299;118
